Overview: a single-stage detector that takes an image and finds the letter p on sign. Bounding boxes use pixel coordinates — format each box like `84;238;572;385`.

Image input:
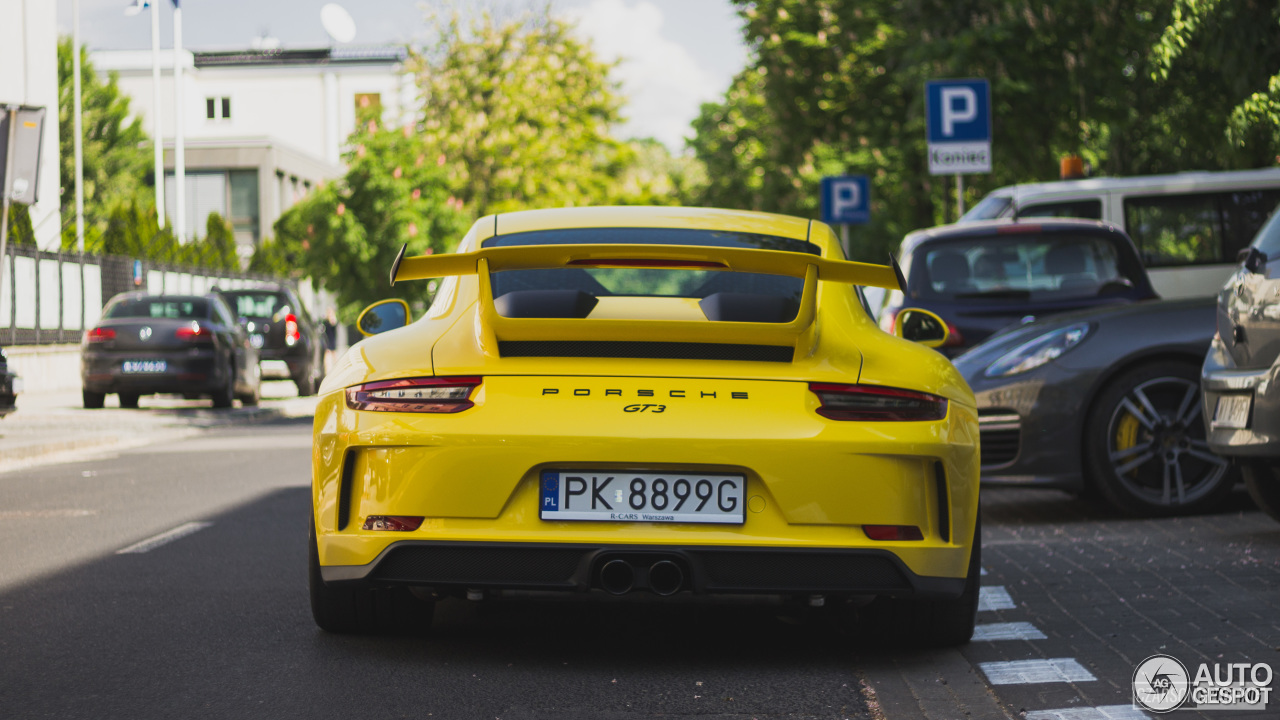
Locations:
940;86;977;137
820;175;870;225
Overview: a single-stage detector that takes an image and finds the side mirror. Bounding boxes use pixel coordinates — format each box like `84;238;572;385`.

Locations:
357;299;411;336
894;308;949;348
1238;247;1269;274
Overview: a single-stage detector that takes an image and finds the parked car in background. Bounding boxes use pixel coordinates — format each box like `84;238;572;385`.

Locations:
217;283;324;396
960;168;1280;299
1202;206;1280;523
954;297;1229;516
81;292;261;409
881;219;1157;355
0;346;18;418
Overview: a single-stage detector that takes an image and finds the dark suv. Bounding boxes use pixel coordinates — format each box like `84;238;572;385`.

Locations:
218;284;324;396
881;219;1158;355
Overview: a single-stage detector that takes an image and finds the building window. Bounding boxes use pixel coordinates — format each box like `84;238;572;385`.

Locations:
205;96;231;121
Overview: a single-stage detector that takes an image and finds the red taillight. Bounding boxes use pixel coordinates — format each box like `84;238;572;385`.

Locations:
996;223;1043;234
863;525;925;541
362;515;425;531
85;327;116;344
345;376;482;413
810;382;947;421
284;313;300;346
942;320;964;347
175;322;212;343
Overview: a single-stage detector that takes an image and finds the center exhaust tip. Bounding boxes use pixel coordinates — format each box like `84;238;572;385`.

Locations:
648;560;684;596
600;559;635;595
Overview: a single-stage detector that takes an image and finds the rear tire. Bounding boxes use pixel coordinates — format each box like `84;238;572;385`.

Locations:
1243;461;1280;523
308;516;434;635
211;361;235;409
82;390;105;409
860;515;980;648
1084;362;1236;516
237;374;261;407
118;393;140;409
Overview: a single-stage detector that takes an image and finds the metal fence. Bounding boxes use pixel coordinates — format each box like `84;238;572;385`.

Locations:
1;243;292;346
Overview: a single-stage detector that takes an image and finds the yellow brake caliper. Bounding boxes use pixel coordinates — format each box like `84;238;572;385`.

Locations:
1115;413;1142;477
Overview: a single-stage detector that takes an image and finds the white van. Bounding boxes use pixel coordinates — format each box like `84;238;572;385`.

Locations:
960;168;1280;298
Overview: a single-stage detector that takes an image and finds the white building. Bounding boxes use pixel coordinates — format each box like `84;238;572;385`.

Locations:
0;0;63;251
92;45;413;257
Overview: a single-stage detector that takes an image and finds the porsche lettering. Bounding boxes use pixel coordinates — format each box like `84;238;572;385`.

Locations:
542;388;749;399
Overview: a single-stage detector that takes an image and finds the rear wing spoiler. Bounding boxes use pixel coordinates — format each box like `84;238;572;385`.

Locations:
388;242;905;350
391;242;903;290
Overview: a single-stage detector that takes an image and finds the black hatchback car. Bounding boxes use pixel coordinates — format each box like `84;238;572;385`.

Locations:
0;346;17;418
218;284;324;396
81;293;261;409
880;219;1158;354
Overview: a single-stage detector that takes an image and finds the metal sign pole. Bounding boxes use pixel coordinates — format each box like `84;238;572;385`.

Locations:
0;105;17;306
74;0;85;252
955;174;965;218
840;224;851;259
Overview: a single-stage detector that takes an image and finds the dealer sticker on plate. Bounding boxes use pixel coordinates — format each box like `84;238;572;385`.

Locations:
1212;394;1252;429
539;471;745;524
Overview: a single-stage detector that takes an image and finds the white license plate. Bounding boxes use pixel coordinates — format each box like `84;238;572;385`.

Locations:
1213;394;1252;429
122;360;167;374
539;471;745;524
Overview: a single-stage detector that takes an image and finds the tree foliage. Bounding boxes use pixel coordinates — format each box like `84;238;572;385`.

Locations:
57;36;152;249
410;8;628;215
691;0;1280;262
273;115;470;316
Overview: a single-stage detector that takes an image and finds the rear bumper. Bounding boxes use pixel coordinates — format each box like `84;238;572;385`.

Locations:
1201;338;1280;456
319;540;967;599
81;350;224;394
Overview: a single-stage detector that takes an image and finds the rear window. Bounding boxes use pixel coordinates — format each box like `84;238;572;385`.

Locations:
485;228;817;301
224;292;289;319
106;298;209;319
912;233;1141;302
960;194;1012;221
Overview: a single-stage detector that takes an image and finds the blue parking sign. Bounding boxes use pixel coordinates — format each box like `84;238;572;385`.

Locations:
820;175;870;225
925;79;992;175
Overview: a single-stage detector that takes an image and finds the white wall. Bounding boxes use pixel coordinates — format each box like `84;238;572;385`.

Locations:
0;0;63;251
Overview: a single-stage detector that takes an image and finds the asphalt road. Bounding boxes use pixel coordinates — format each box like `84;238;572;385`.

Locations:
0;419;1277;719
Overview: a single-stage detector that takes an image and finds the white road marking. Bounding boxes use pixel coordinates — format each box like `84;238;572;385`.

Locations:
978;585;1016;611
0;509;97;518
1025;706;1150;720
980;566;988;575
972;621;1048;641
979;658;1097;685
116;521;213;554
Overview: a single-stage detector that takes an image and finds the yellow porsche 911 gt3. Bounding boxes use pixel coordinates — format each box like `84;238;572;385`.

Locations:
310;206;980;645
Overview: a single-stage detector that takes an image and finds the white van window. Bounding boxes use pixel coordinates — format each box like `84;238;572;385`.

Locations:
1125;190;1280;267
1018;199;1102;220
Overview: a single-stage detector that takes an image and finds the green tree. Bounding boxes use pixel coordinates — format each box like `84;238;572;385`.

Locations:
410;8;626;215
5;205;36;246
197;212;239;270
57;36;153;248
692;0;1280;262
273;117;470;315
1153;0;1280;150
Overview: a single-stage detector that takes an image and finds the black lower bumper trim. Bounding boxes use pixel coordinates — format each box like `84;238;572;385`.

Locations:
324;541;964;598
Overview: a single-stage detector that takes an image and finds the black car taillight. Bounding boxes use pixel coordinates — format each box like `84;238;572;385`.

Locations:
345;376;481;413
809;382;947;421
175;322;214;344
85;327;116;344
284;313;300;346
